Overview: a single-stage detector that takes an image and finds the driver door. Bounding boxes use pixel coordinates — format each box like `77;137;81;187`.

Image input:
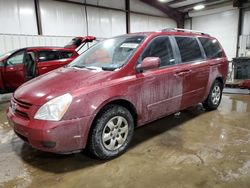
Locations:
3;49;26;90
135;36;182;123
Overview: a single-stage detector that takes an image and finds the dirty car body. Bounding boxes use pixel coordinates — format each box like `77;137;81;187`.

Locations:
7;30;228;159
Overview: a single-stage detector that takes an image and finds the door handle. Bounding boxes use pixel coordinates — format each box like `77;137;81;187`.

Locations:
174;70;191;77
41;67;47;70
209;63;221;67
174;72;185;77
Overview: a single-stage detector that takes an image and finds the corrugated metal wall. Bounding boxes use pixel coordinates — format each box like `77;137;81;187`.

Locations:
130;0;166;16
130;13;177;33
0;34;72;55
86;7;126;38
238;9;250;57
0;0;177;55
70;0;125;9
185;6;239;60
0;0;37;35
242;9;250;35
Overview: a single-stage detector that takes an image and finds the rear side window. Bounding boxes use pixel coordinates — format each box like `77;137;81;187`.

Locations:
175;37;203;63
141;36;175;67
38;51;60;62
199;38;222;59
60;51;74;59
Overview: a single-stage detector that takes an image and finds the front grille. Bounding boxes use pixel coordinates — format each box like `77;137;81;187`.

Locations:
15;109;29;119
14;98;32;109
11;98;32;119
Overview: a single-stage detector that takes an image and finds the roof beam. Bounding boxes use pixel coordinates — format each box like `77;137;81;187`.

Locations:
233;0;248;7
165;0;187;6
177;0;231;12
140;0;185;28
34;0;42;35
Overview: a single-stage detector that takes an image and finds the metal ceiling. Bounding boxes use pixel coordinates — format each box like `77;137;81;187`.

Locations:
168;0;234;12
140;0;247;29
146;0;245;13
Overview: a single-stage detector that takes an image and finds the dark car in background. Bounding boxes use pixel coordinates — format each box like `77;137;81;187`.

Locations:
0;36;96;93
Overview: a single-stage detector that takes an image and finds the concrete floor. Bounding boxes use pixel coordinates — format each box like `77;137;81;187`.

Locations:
0;94;250;188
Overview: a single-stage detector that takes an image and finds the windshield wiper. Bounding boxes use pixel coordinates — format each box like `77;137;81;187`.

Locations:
71;65;99;70
86;66;102;71
101;64;120;71
72;65;118;71
71;65;86;69
101;66;116;71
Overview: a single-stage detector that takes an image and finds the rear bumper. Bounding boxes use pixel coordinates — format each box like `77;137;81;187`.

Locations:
7;107;91;153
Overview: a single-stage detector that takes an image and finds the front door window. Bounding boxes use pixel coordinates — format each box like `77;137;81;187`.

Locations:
140;36;176;67
6;50;25;66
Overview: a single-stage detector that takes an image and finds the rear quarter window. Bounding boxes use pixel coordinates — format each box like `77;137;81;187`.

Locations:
60;51;74;59
38;51;60;62
175;37;203;63
199;38;223;59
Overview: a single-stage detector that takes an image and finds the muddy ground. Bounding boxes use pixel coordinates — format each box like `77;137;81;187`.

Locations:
0;94;250;188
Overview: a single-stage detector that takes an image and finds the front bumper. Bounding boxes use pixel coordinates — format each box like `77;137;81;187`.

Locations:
7;107;91;153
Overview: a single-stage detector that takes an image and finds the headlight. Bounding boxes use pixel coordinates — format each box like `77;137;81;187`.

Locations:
34;93;73;121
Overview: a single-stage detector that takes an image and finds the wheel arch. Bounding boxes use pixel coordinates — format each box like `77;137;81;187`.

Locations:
215;76;224;86
92;98;138;127
84;98;138;149
203;76;224;102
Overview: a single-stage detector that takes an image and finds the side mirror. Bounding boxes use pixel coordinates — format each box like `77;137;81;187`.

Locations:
137;57;160;72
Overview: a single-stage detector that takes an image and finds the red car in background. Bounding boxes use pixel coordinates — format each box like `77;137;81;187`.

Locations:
0;36;96;93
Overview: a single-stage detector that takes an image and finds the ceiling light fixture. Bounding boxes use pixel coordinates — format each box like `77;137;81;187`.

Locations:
158;0;171;3
193;4;205;10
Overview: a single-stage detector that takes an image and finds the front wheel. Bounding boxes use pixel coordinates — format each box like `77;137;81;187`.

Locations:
203;80;223;111
87;105;134;159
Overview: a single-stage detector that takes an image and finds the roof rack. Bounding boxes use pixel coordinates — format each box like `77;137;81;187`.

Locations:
161;28;210;36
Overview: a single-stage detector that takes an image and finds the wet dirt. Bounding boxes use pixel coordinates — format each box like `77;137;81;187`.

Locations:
0;94;250;188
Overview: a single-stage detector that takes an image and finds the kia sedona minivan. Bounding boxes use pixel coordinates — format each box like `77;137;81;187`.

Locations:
7;29;228;159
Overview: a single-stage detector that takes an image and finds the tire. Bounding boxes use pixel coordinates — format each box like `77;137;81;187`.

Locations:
203;80;223;111
87;104;134;159
0;88;6;94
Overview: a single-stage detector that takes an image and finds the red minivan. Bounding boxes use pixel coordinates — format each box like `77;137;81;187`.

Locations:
0;36;96;93
7;29;228;159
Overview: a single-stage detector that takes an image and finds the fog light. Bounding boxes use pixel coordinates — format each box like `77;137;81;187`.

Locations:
42;141;56;148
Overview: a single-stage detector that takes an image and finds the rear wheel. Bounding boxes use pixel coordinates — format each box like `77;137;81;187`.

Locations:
0;88;6;94
203;80;223;110
87;105;134;159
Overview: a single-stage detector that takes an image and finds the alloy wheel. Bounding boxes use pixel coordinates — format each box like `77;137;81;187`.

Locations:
102;116;129;151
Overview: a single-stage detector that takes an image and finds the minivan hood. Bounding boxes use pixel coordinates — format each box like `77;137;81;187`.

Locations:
14;67;114;105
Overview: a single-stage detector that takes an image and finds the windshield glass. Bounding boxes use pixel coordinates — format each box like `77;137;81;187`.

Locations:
66;38;81;47
68;35;145;71
0;49;17;60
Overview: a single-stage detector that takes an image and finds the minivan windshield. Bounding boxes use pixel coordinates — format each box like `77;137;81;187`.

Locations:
69;35;145;71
